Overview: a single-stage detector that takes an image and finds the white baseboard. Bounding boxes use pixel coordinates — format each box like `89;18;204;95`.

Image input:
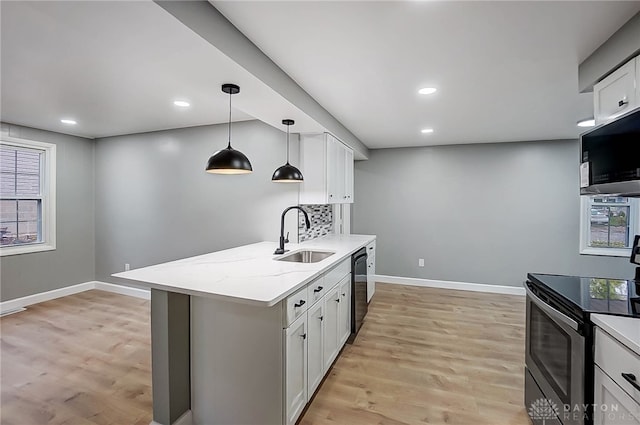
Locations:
0;280;151;314
94;281;150;300
0;281;95;315
150;409;192;425
373;274;525;296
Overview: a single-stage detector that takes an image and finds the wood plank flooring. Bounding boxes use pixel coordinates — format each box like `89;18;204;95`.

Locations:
1;283;529;425
1;290;152;425
299;284;530;425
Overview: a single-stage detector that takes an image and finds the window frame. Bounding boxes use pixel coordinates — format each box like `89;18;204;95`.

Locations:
579;195;639;257
0;136;56;256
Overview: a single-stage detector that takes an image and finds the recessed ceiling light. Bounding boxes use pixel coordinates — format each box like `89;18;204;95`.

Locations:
421;128;434;134
577;118;595;128
418;87;437;95
60;119;77;125
174;100;190;107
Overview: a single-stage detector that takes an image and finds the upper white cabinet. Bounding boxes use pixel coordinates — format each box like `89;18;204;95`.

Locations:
593;57;638;125
300;133;354;204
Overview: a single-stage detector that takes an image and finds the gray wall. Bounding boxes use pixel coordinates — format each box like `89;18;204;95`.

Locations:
0;122;95;301
353;139;635;287
95;120;299;284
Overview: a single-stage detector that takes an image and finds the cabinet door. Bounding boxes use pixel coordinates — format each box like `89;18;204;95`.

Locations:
285;315;308;425
307;301;325;398
594;366;640;425
323;285;340;371
326;135;342;204
344;148;354;203
338;275;352;347
594;59;637;125
367;254;376;303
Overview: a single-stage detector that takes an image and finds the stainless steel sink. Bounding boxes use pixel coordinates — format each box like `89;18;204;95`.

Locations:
276;250;335;263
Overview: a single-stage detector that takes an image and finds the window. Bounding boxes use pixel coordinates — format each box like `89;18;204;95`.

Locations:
0;136;56;256
580;196;639;257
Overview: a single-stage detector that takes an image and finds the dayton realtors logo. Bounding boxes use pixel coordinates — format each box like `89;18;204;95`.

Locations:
529;398;560;424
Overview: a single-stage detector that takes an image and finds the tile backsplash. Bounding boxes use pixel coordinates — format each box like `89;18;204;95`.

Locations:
298;204;333;242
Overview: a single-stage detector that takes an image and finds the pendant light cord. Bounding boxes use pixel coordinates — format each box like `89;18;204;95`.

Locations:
227;91;232;149
286;123;290;164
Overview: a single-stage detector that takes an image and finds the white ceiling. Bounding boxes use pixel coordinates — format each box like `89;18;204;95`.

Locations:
214;1;640;149
0;1;324;139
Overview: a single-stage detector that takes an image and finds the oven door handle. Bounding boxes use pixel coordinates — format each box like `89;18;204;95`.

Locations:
525;285;579;331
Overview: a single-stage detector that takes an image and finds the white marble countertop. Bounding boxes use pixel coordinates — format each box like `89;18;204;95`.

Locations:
591;314;640;356
113;234;375;307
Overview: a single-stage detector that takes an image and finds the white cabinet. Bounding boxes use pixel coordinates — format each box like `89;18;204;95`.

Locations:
344;148;354;202
284;315;307;425
594;58;638;125
323;284;340;371
306;301;325;398
366;240;376;302
300;133;354;205
594;366;640;425
594;326;640;425
338;276;351;347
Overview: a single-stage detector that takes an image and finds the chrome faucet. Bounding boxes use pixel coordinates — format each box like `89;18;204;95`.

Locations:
275;206;310;255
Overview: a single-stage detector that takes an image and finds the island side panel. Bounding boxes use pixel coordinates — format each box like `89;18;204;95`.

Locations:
191;296;284;425
151;289;191;425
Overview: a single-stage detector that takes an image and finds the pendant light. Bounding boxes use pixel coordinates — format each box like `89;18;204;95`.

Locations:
205;84;253;175
272;119;303;183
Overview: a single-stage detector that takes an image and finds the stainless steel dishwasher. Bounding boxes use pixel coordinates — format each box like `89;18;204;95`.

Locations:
348;247;368;343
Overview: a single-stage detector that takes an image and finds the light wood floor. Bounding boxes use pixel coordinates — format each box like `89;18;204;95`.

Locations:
1;284;530;425
1;290;152;425
301;284;530;425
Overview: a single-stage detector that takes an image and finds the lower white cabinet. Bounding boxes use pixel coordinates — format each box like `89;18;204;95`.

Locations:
307;300;325;398
366;240;376;302
323;284;341;371
338;276;351;347
594;365;640;425
284;315;308;425
593;326;640;425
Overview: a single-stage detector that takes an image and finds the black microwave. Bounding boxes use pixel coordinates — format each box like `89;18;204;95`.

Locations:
580;108;640;197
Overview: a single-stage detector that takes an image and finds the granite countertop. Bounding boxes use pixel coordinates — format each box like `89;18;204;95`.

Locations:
591;313;640;356
113;234;375;307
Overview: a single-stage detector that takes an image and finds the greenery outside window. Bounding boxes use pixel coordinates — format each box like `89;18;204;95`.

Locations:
0;136;56;256
580;196;639;257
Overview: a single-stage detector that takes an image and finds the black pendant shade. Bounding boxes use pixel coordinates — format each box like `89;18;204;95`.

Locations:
206;84;253;175
272;119;304;183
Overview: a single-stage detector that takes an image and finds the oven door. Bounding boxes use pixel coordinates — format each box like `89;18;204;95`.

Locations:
525;285;586;425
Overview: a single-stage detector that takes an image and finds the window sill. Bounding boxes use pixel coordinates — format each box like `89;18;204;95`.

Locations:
579;247;631;258
0;242;56;257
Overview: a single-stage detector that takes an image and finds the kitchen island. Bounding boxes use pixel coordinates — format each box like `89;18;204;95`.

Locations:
114;234;376;425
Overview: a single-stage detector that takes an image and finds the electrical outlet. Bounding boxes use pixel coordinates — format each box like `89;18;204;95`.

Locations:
418;258;424;267
125;263;130;271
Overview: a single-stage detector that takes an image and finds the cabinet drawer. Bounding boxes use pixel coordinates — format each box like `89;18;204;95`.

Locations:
324;258;350;290
285;286;309;327
594;59;637;125
307;276;326;307
595;327;640;402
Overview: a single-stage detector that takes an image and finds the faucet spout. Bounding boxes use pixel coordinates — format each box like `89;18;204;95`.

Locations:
275;206;310;255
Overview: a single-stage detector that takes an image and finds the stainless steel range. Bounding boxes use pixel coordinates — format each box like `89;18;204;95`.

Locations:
525;273;640;425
